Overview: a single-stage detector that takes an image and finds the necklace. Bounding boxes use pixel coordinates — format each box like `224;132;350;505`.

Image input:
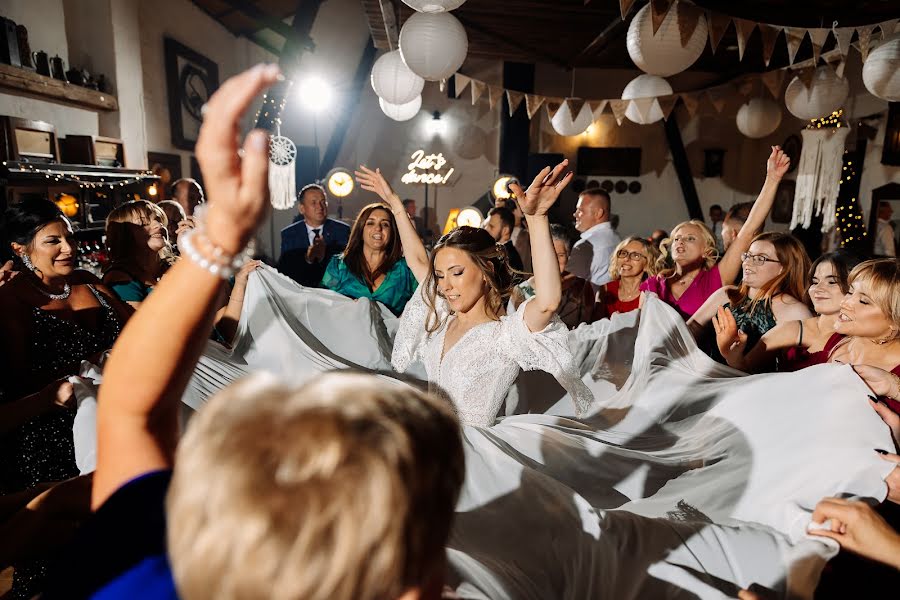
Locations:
29;277;71;300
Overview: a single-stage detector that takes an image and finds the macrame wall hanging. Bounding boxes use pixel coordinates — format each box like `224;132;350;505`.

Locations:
268;124;297;210
791;126;850;232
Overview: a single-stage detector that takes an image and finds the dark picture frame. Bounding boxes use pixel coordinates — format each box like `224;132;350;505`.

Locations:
771;179;796;224
164;38;219;151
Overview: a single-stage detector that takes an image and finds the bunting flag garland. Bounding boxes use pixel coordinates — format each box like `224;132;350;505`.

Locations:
855;25;875;61
759;24;781;67
734;19;757;61
707;11;731;53
650;0;673;36
590;100;608;119
488;86;504;111
506;90;524;116
565;98;587;120
878;19;898;39
706;87;728;113
631;97;656;121
676;1;704;47
619;0;638;20
454;74;471;98
807;28;829;66
761;69;786;98
545;99;564;120
656;95;680;120
525;94;545;120
609;99;630;125
833;27;854;57
470;80;487;105
797;66;816;89
784;27;807;65
680;92;701;117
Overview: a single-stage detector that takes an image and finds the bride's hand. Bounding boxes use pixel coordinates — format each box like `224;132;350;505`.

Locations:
355;166;402;210
510;159;573;218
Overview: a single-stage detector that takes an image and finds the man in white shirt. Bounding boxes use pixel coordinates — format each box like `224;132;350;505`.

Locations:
875;201;896;257
567;189;621;288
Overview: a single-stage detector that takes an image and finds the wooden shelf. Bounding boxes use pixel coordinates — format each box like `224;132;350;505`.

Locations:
0;63;118;112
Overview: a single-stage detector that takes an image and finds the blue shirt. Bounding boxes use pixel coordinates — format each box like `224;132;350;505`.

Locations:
322;256;417;316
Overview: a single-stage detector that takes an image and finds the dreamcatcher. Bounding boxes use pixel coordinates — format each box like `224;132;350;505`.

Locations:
268;124;297;210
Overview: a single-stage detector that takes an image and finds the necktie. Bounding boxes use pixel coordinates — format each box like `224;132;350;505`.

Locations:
312;228;321;242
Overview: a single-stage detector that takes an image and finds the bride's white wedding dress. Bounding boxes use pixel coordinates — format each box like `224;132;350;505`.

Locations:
72;266;896;599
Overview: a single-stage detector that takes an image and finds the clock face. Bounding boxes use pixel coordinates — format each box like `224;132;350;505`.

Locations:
180;65;211;122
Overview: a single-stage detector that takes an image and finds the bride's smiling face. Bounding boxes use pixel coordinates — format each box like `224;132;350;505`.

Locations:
434;247;487;313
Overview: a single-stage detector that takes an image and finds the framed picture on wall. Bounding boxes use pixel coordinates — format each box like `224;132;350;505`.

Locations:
771;179;796;224
164;38;219;151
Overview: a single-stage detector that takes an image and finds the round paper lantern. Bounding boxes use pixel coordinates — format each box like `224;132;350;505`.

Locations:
626;1;708;77
551;102;593;136
379;95;422;122
862;33;900;101
401;0;466;12
736;98;782;138
370;50;424;105
622;74;673;124
785;66;849;120
399;12;468;81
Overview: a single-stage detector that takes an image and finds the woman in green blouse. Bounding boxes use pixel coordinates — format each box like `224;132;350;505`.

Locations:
322;202;416;316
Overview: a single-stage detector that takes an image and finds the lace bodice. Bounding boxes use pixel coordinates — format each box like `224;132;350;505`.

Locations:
392;287;594;427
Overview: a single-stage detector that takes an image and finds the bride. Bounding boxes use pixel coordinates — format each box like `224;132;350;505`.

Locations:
354;164;593;426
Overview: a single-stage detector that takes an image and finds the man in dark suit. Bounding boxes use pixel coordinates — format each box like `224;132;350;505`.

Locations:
483;206;524;273
277;184;350;287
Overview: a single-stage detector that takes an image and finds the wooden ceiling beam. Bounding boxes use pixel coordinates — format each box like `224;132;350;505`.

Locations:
217;0;296;40
454;13;572;70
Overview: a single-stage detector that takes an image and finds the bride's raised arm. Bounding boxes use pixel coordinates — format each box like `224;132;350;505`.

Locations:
355;166;429;283
510;159;573;333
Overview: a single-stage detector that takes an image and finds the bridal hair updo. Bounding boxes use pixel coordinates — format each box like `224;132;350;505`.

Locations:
423;225;515;333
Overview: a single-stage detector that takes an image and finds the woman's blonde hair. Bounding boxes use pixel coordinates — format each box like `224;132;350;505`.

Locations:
167;371;464;600
847;258;900;329
423;226;515;333
609;236;660;280
726;231;811;315
656;220;718;277
104;200;175;275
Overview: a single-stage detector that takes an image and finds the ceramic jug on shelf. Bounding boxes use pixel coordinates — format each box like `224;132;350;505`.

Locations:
50;55;66;81
32;50;49;76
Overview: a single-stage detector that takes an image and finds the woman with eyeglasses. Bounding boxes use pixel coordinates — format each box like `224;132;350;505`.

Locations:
689;231;813;361
641;147;790;319
596;236;659;318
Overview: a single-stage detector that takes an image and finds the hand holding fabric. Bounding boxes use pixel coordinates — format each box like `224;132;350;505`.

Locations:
808;497;900;569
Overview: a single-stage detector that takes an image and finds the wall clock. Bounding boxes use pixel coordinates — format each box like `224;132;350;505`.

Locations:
164;37;219;151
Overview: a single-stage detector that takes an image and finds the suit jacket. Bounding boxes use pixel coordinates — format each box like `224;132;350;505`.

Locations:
278;218;351;287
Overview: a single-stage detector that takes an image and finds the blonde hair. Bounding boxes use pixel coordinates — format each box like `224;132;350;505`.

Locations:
726;232;811;316
847;258;900;329
656;220;719;277
104;200;175;275
167;372;464;600
609;236;660;280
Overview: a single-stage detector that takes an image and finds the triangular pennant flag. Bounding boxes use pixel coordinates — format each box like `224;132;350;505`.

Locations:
707;11;732;54
797;66;816;89
565;98;587;121
736;77;755;96
609;99;629;125
734;19;757;61
650;0;673;36
761;69;786;98
656;95;679;120
808;28;829;65
680;92;700;117
878;19;899;39
525;94;545;120
590;100;608;119
758;24;781;67
488;86;504;111
833;27;854;57
619;0;638;20
454;74;471;98
470;80;487;105
784;27;807;64
506;90;524;116
545;99;564;120
675;1;703;48
631;97;656;121
834;58;847;79
706;88;728;113
856;25;875;61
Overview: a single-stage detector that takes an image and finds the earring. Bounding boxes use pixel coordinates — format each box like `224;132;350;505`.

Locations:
19;253;35;272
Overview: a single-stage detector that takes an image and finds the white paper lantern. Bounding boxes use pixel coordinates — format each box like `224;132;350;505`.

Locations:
401;0;466;12
627;1;708;77
736;98;783;138
622;74;673;124
371;50;425;105
785;66;849;120
399;12;468;82
380;95;422;122
862;33;900;102
551;103;594;137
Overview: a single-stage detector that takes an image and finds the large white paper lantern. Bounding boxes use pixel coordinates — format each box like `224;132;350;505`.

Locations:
551;103;594;136
622;74;673;124
627;1;708;77
401;0;466;12
399;12;468;81
380;95;422;122
371;50;424;105
862;33;900;101
736;98;783;138
785;66;849;120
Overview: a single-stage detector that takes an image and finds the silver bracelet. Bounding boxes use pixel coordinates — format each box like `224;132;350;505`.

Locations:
179;228;249;279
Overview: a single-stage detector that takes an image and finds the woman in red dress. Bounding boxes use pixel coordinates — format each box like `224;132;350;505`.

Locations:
596;236;659;318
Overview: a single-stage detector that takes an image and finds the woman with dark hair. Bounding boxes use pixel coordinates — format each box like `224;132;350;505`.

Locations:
356;163;593;427
322;202;416;316
0;198;130;598
715;250;862;372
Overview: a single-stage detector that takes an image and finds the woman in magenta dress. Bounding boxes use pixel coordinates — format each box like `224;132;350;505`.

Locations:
641;146;791;319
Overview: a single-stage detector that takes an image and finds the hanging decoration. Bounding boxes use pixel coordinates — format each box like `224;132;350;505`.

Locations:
399;12;468;82
4;162;155;188
268;125;297;210
834;147;868;248
626;1;708;77
735;98;782;138
792;112;850;232
862;33;900;101
550;102;593;136
784;66;849;121
401;0;466;12
370;50;424;105
622;74;673;124
380;95;423;121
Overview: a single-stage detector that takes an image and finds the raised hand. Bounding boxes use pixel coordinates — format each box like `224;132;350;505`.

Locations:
197;63;282;254
713;306;746;364
808;497;900;569
509;159;573;218
355;166;402;210
766;145;790;181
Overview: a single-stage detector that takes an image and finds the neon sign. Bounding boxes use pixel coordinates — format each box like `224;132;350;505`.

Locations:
401;150;455;185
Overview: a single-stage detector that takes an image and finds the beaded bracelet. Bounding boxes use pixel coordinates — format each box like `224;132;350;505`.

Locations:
179;206;252;279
